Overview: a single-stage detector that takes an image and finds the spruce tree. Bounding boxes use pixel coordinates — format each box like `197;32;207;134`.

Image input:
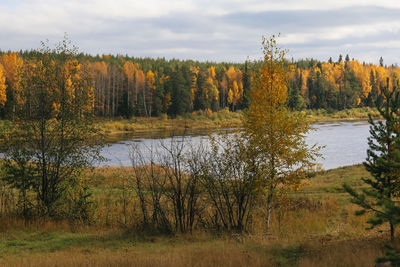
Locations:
168;65;190;116
376;242;400;266
344;79;400;241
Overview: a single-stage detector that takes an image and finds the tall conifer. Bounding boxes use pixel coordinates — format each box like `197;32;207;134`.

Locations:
344;79;400;241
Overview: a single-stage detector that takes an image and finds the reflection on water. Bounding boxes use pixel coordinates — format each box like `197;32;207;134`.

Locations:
99;121;371;170
108;128;238;141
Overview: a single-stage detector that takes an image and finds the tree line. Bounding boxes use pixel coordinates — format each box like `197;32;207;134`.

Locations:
0;49;398;119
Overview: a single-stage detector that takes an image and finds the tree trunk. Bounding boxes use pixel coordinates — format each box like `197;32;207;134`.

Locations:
265;193;273;233
390;221;395;242
143;84;148;117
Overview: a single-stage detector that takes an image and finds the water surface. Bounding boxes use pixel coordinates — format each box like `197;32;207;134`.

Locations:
100;121;371;170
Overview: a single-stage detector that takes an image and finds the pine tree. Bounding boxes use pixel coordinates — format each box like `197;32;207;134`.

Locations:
344;79;400;241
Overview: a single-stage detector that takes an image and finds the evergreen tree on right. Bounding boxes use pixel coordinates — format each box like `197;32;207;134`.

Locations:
344;78;400;242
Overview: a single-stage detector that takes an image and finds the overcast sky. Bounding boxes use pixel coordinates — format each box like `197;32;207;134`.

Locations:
1;0;400;64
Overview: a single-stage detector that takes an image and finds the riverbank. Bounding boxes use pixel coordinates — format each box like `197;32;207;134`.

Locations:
304;107;380;123
0;164;388;267
97;107;380;141
96;108;243;141
0;107;379;142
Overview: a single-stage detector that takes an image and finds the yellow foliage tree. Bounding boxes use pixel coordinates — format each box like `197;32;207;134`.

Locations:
135;70;145;93
146;70;155;90
333;62;344;92
190;66;200;111
0;64;7;107
206;77;219;102
232;80;239;106
243;35;320;232
226;66;243;110
135;69;145;115
0;52;24;115
92;61;108;114
57;59;94;117
207;66;219;105
300;69;309;95
321;62;336;85
123;61;136;82
208;66;216;80
348;60;371;99
227;88;233;105
145;70;156;116
123;61;136;112
373;65;389;94
77;60;95;115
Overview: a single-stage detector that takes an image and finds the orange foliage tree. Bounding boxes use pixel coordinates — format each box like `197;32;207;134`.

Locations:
243;35;320;232
205;67;219;110
145;70;156;116
0;64;6;107
123;61;136;115
0;52;24;117
226;66;243;111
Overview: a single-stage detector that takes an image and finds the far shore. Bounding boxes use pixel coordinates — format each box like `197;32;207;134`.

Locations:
0;107;378;143
95;107;379;141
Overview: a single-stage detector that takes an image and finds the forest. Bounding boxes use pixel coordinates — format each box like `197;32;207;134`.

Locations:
0;49;397;119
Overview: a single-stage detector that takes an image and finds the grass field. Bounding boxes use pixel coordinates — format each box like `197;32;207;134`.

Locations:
0;164;389;267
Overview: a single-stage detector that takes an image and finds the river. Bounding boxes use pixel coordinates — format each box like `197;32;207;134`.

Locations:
99;120;371;170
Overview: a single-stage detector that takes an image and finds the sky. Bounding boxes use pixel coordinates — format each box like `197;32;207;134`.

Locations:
1;0;400;64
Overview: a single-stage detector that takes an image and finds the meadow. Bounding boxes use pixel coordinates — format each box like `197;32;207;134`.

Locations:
0;164;387;267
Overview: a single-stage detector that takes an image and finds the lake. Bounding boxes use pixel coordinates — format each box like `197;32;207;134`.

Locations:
99;120;371;170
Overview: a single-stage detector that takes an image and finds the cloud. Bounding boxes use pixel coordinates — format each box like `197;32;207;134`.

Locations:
0;0;400;64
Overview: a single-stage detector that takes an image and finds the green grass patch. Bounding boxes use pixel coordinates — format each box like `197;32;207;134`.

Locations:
269;245;307;266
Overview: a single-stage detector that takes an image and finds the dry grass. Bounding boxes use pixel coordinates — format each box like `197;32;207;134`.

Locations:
1;240;272;267
0;232;386;267
0;164;392;266
298;237;385;267
0;232;385;267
